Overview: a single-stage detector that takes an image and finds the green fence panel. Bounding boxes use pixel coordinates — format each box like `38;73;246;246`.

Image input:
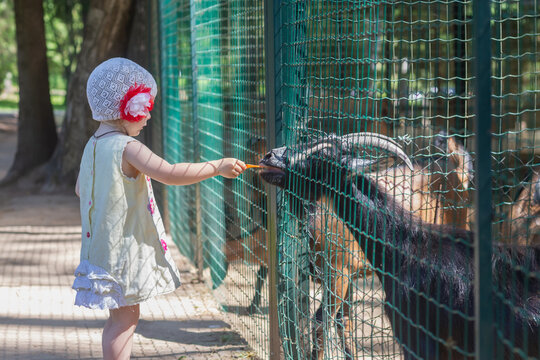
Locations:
215;0;271;357
490;1;540;358
160;0;197;262
278;1;404;358
160;0;271;358
192;0;227;289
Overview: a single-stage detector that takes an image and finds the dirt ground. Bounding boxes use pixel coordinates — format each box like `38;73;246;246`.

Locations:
0;113;256;360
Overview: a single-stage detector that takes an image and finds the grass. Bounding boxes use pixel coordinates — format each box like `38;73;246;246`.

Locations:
0;93;66;112
0;98;18;112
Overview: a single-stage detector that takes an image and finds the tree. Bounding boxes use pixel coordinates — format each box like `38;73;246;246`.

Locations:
49;0;135;185
1;0;58;185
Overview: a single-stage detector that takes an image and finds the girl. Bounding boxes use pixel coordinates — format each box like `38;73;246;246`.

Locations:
73;57;246;360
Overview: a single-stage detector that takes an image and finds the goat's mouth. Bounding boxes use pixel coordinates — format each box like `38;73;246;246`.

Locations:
258;164;286;187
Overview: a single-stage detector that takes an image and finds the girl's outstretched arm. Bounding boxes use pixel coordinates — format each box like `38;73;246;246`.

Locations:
123;141;246;185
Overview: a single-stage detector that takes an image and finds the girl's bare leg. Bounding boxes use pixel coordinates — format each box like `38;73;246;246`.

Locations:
102;304;140;360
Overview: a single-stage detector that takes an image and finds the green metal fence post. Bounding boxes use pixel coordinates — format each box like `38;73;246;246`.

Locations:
264;0;281;357
190;0;203;281
472;0;494;358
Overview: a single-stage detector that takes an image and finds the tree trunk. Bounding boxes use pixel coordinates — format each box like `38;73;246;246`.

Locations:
49;0;134;185
2;0;58;185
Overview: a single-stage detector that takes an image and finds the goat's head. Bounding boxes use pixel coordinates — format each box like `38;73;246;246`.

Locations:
259;132;413;200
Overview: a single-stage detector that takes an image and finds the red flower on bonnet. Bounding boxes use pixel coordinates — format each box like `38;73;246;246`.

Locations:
119;83;154;122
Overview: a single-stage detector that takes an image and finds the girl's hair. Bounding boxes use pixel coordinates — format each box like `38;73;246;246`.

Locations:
102;119;128;134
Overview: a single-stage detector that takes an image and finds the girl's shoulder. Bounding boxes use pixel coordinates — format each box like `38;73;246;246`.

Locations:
81;134;137;162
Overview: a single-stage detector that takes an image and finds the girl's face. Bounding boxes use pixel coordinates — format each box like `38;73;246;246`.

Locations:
122;114;151;136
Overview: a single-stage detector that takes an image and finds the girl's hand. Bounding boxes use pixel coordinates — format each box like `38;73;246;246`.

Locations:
216;158;247;178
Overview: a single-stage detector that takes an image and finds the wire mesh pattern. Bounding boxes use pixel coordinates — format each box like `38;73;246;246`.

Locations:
490;1;540;357
159;0;270;358
157;0;540;358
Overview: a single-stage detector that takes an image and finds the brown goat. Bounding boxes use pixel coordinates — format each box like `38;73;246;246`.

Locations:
369;133;473;230
503;170;540;245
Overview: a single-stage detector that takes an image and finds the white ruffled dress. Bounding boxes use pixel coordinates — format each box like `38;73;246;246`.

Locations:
73;134;181;309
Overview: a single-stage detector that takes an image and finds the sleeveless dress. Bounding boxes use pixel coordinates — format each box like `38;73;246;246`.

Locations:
72;134;181;309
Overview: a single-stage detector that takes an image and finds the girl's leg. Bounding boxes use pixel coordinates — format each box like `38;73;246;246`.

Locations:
102;304;140;360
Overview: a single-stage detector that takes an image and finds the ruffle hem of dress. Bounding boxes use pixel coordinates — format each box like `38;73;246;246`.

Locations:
72;260;127;310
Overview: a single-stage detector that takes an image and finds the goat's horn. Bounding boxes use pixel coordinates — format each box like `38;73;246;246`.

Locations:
341;132;414;170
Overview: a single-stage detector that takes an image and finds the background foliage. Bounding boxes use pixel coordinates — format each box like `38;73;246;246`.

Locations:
0;0;17;96
0;0;86;110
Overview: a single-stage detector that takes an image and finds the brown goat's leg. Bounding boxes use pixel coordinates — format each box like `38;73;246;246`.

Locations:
224;227;267;266
338;285;358;360
333;267;357;360
312;304;325;360
314;261;350;360
223;227;268;313
247;265;268;314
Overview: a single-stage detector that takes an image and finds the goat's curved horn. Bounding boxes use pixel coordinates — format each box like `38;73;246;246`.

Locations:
341;132;414;170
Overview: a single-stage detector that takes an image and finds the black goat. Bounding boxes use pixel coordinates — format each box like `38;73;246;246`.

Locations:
259;132;540;359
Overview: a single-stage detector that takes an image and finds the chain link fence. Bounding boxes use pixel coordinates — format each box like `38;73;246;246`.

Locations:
153;0;540;358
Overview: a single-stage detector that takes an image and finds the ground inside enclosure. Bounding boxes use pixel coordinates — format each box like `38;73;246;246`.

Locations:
220;263;402;359
0;113;256;360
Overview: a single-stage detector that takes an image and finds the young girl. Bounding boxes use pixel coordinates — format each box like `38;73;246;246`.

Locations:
73;57;246;360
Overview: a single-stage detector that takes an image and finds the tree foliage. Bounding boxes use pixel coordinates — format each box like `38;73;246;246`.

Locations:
0;0;17;94
43;0;87;92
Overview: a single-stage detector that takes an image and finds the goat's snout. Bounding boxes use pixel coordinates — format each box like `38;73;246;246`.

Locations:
260;146;288;168
261;151;274;163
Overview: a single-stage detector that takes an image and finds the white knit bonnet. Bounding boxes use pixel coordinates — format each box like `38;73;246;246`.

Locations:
86;57;157;121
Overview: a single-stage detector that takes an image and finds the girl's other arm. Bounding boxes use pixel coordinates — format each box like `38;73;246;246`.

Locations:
123;141;247;185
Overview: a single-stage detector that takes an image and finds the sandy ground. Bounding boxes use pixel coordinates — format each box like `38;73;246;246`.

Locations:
0;113;257;360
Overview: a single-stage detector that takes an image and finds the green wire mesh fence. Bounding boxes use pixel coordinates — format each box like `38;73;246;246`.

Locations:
154;0;540;358
159;0;270;358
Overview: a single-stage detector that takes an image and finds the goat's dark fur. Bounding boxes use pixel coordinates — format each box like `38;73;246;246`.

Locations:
259;134;540;359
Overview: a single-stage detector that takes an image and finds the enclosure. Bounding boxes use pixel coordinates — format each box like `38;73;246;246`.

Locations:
151;0;540;358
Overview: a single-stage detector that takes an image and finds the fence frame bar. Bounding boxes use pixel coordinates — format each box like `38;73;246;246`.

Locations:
264;0;281;357
472;0;494;358
189;0;203;281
